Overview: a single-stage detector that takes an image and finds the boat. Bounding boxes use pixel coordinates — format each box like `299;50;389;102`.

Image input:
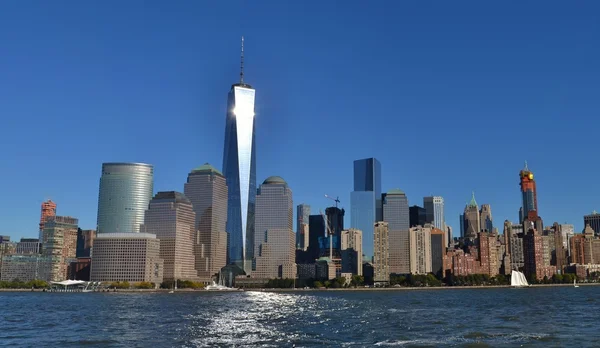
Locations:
511;270;530;288
574;279;579;288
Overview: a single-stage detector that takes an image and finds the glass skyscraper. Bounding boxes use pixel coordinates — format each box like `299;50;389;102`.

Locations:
222;42;256;272
350;157;382;261
383;189;410;274
96;163;154;234
423;196;445;231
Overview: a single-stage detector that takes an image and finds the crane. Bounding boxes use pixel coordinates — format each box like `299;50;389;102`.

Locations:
320;209;334;260
324;194;340;208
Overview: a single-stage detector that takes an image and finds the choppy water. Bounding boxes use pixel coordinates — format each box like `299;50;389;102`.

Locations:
0;287;597;347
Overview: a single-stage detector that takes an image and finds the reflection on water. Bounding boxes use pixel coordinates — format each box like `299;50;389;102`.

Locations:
0;287;598;347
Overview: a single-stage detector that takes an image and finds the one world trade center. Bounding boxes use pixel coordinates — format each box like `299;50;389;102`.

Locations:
222;37;256;274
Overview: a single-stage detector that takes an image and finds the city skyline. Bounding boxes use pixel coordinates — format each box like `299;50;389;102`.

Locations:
2;2;600;240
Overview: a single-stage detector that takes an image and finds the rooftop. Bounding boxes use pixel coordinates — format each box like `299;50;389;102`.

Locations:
387;188;405;195
263;176;287;185
191;163;223;176
152;191;191;204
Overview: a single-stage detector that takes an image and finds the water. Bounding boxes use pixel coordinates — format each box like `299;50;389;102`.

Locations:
0;287;596;347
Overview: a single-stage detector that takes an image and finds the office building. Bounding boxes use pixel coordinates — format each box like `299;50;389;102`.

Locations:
90;233;163;285
423;196;445;231
430;227;446;276
383;189;410;274
463;193;480;240
351;158;382;261
341;229;363;275
0;255;43;282
184;163;228;282
222;38;257;273
584;211;600;236
296;204;310;251
96;163;154;234
42;216;79;281
306;215;325;262
253;177;296;279
38;199;57;240
447;225;453;248
409;225;432;275
373;221;389;284
520;162;538;222
16;239;41;255
478;231;498;277
480;204;493;232
76;229;96;258
410;205;426;227
142;191;198;282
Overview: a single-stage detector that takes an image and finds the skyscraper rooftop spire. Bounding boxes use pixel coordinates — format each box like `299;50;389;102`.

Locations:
524;160;529;171
469;191;478;207
240;36;244;84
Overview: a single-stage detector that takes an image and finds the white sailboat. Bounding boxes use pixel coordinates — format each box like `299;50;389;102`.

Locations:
574;279;579;288
511;270;530;288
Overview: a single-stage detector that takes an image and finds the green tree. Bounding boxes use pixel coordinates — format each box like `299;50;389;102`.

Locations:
313;281;324;288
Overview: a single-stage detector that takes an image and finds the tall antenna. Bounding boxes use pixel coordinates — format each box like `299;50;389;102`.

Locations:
240;36;244;84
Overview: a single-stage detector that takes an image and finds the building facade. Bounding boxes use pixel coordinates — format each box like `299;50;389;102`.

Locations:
222;45;257;272
184;163;228;282
90;233;163;285
409;225;432;275
41;216;79;281
519;162;538;222
253;177;296;279
409;205;426;228
296;204;310;251
373;221;389;283
480;204;493;232
142;192;198;282
423;196;445;231
383;189;410;274
584;211;600;236
350;158;382;261
341;229;363;276
463;193;480;240
96;163;154;234
430;228;446;276
38;199;57;240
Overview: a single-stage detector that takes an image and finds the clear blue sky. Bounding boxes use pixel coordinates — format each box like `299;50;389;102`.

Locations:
1;1;599;240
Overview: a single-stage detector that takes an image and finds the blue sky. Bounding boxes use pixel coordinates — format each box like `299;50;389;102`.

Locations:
1;1;599;240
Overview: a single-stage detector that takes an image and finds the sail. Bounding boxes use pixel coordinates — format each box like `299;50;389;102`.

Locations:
511;271;529;287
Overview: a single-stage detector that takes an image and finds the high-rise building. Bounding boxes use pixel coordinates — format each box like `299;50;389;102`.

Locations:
519;162;538;222
341;229;363;276
383;189;410;274
222;38;257;273
423;196;445;231
184;163;228;282
409;225;432;275
38;199;57;240
96;163;154;234
447;225;453;248
373;221;389;284
41;216;79;281
463;192;480;239
410;205;427;228
142;192;198;282
430;227;446;276
90;233;163;285
75;229;96;258
583;211;600;236
253;177;296;279
296;204;310;251
478;231;498;277
351;158;382;261
480;204;493;232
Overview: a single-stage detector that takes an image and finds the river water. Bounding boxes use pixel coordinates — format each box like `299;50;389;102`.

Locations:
0;287;596;347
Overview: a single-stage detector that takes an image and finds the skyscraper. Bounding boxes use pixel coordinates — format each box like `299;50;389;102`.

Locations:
383;189;410;274
41;216;79;281
409;205;427;227
423;196;445;231
351;158;382;261
373;221;389;284
583;211;600;236
142;191;198;282
38;199;57;240
253;176;296;279
96;163;154;234
480;204;493;232
296;204;310;251
222;37;257;272
184;163;228;282
409;225;432;275
463;192;480;240
341;229;363;276
519;161;538;222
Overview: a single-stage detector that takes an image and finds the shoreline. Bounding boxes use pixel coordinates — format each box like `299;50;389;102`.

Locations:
1;282;598;293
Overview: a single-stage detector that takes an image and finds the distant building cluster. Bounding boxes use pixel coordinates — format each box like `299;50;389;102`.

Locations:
2;43;599;288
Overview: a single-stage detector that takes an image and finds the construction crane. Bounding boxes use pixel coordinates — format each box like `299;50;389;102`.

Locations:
324;194;340;208
320;209;334;260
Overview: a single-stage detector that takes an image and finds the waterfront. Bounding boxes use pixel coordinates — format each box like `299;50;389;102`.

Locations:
1;287;598;347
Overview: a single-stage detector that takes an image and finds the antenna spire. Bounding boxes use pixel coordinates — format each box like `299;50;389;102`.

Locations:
524;160;529;171
240;36;244;84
